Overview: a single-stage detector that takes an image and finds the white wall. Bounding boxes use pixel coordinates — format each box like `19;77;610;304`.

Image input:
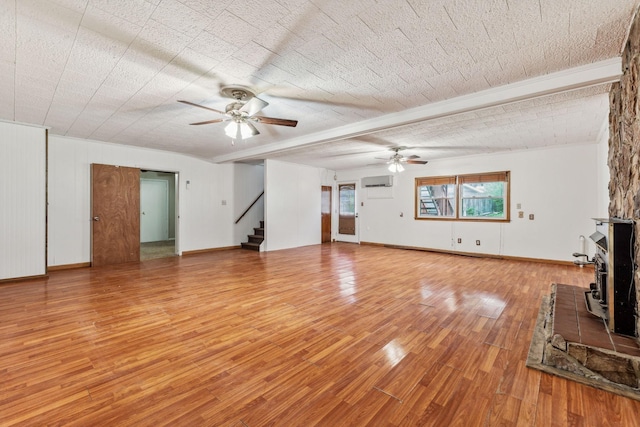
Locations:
336;143;601;262
48;135;264;266
596;119;611;218
264;159;334;252
0;122;46;280
233;163;264;243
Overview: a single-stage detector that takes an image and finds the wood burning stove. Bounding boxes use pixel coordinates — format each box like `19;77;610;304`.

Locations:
585;218;636;337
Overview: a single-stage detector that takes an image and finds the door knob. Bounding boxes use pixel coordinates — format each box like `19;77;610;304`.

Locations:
92;216;100;221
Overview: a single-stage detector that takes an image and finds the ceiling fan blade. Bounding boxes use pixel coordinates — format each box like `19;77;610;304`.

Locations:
240;97;269;116
255;116;298;127
406;160;429;165
406;154;420;159
189;118;227;125
178;100;226;115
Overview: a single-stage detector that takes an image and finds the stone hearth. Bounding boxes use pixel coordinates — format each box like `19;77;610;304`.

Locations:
527;283;640;400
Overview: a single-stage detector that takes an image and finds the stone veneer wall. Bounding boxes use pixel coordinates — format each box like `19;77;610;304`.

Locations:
609;8;640;334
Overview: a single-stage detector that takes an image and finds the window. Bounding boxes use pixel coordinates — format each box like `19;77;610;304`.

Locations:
415;171;510;221
415;176;456;218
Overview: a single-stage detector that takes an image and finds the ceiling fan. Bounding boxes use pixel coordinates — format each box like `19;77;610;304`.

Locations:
178;85;298;143
376;147;428;172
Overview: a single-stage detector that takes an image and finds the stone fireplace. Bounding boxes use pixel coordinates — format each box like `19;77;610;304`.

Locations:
609;6;640;335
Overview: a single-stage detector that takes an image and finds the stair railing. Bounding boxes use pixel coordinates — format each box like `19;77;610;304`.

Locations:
235;191;264;224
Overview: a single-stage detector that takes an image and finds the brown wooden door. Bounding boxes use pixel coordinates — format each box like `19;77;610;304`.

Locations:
91;164;141;266
338;183;356;235
321;186;332;243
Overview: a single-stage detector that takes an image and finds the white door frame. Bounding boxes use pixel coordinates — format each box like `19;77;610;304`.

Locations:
336;181;359;243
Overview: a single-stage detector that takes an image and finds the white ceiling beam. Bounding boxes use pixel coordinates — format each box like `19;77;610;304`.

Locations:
210;57;622;164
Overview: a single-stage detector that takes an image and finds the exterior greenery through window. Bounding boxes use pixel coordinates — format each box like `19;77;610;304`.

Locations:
415;171;510;221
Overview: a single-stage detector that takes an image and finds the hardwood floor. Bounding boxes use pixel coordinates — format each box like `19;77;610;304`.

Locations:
1;243;639;426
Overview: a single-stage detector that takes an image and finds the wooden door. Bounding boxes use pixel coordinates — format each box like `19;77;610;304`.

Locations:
338;183;356;238
92;164;141;266
321;186;332;243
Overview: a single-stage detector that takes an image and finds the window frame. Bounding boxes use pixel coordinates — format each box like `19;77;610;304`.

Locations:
415;175;457;220
415;171;510;222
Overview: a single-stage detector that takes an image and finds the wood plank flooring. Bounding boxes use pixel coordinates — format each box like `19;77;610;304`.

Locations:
1;243;639;426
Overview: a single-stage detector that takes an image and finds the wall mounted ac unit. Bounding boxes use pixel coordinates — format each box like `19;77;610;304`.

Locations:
361;175;393;188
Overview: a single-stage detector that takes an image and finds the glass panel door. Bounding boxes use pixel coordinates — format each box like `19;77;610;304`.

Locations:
337;183;358;242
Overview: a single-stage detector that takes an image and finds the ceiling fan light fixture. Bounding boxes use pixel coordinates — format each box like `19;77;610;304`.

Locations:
224;121;256;141
239;122;255;139
388;162;404;173
224;121;237;138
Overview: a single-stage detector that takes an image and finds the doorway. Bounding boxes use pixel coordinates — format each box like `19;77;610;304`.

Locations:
321;186;332;243
337;182;358;243
91;165;179;265
140;170;177;260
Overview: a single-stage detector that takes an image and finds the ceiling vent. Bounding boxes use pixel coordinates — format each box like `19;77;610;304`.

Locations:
361;175;393;188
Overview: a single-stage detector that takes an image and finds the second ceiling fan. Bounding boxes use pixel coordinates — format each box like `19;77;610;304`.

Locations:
377;147;428;172
179;85;298;143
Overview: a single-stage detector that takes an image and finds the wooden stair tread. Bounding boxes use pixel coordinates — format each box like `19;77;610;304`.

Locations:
242;220;265;251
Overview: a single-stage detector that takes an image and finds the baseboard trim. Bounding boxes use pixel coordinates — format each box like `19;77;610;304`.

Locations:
359;241;582;267
47;262;91;271
182;246;241;256
0;273;49;284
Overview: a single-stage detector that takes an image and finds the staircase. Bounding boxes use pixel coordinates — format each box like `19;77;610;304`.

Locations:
241;220;264;251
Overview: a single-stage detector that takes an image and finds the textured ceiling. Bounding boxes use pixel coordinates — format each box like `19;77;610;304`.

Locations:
0;0;638;170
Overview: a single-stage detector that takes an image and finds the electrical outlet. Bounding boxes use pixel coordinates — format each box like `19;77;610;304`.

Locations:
529;214;534;220
518;211;524;218
221;200;227;206
457;238;462;243
476;240;480;246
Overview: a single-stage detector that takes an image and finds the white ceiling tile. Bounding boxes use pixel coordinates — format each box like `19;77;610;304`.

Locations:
253;22;306;57
206;10;261;48
150;0;211;38
173;0;232;19
277;4;337;42
233;41;277;69
225;0;289;31
357;1;420;37
214;56;259;82
81;4;141;44
49;0;88;13
188;30;237;63
251;64;295;86
18;0;83;31
63;28;128;82
0;1;16;60
137;18;193;60
16;16;75;73
310;0;369;24
89;0;156;27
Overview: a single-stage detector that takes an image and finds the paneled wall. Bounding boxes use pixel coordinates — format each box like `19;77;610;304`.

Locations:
0;122;46;280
